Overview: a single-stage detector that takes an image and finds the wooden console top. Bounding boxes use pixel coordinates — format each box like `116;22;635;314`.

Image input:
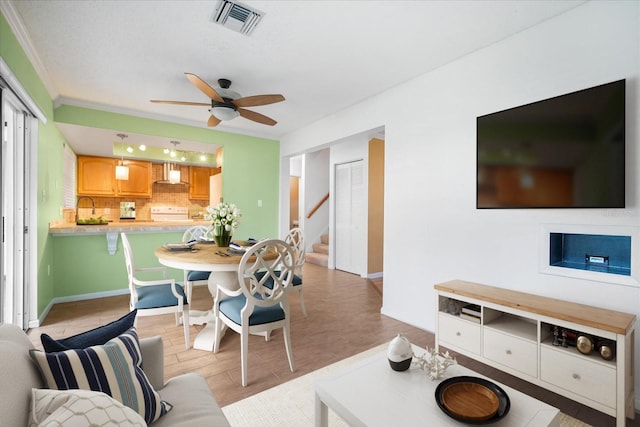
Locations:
435;280;636;335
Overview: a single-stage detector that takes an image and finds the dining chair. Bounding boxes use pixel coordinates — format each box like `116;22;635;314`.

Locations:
120;232;190;349
255;228;307;317
213;238;296;386
181;225;212;303
285;227;306;317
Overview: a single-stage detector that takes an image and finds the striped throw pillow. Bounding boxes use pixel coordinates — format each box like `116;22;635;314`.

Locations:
29;328;171;424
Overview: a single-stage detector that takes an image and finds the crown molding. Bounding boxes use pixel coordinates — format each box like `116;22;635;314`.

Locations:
0;0;59;100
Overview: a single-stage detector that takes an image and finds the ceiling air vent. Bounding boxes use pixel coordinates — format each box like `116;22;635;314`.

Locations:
211;0;264;36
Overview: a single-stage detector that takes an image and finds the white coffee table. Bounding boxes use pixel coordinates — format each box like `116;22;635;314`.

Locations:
315;344;561;427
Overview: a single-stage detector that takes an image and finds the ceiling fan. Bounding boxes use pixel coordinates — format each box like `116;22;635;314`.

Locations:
151;73;284;127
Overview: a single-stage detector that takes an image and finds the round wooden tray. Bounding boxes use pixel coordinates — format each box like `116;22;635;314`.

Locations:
442;382;499;421
435;376;510;425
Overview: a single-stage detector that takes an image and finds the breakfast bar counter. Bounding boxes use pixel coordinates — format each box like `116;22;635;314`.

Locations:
49;220;211;235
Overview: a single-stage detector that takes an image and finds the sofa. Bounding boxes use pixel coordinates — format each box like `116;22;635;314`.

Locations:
0;323;231;426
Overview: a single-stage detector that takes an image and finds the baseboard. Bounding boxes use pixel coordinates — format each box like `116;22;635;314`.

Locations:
53;288;130;304
29;288;130;329
367;272;383;279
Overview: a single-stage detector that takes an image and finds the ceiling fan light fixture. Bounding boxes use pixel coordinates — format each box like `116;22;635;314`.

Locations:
210;106;239;121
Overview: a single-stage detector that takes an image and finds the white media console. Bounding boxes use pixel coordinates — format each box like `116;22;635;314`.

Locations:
435;280;636;427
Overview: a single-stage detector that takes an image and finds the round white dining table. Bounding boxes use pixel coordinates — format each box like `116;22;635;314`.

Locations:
155;242;275;351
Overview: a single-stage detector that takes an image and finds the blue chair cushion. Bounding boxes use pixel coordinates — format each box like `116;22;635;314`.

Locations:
40;309;137;352
254;270;302;286
219;295;285;326
187;270;210;281
135;283;187;309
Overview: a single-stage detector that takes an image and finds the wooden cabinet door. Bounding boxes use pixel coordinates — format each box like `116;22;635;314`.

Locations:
77;156;117;196
117;160;152;198
189;166;221;200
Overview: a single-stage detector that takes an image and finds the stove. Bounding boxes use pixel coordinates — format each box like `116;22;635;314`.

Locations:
150;206;191;222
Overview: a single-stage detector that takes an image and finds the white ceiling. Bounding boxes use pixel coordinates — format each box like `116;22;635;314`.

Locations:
6;0;584;156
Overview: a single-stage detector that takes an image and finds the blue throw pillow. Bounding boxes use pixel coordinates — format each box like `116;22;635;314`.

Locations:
40;309;137;352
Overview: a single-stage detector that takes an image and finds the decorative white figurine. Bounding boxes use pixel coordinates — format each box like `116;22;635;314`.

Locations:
387;333;413;371
412;346;457;380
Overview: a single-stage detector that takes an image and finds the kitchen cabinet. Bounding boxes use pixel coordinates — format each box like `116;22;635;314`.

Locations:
189;166;221;200
116;160;152;198
77;156;117;196
77;156;152;197
435;279;636;427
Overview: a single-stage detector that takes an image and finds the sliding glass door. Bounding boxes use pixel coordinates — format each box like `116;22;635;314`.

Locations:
1;87;30;329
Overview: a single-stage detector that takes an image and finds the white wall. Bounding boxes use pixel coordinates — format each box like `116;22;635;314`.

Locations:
280;0;640;398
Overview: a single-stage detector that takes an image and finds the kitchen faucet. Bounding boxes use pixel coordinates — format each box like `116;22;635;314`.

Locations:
76;196;95;222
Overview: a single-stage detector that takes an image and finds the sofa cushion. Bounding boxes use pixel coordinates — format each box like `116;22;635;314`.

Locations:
0;324;44;427
29;388;145;427
40;310;137;352
152;373;231;427
29;328;171;425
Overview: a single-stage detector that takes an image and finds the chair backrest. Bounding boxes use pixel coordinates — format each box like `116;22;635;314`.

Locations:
182;225;210;242
237;239;295;307
120;233;138;308
285;227;305;272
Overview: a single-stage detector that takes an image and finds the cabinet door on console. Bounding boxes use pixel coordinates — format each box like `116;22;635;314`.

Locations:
438;314;481;355
540;346;616;409
483;328;537;378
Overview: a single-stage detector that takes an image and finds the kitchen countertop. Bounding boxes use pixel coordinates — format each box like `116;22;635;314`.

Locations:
49;219;211;235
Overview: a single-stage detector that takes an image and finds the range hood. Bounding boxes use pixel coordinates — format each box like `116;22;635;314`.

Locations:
154;163;189;185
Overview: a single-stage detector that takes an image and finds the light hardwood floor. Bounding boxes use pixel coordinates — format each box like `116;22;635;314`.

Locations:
27;263;635;426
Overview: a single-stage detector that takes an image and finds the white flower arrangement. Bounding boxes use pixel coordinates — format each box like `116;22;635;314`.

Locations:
205;202;242;234
412;346;457;380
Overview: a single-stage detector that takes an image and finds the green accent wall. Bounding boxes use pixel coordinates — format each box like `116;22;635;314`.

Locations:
52;232;184;298
2;12;281;311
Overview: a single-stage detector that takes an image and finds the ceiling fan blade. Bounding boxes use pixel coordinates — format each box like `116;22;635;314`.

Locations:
150;99;210;106
237;108;277;126
233;94;285;108
185;73;224;102
207;115;221;127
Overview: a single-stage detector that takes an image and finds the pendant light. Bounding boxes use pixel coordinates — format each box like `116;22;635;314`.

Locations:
115;133;129;180
169;141;181;184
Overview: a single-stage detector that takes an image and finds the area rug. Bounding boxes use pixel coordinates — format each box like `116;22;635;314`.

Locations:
222;344;591;427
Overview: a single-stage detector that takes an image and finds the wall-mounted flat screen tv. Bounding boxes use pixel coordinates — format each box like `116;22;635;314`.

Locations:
477;79;625;209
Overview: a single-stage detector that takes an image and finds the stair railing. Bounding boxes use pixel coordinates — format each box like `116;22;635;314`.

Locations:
306;193;329;219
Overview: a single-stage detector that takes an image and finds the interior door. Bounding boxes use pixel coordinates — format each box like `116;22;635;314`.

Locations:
334;160;365;275
1;88;28;328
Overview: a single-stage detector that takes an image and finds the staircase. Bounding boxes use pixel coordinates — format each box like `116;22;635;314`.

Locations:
305;234;329;267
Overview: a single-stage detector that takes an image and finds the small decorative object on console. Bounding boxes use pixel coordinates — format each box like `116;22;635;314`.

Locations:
387;333;413;371
413;346;457;380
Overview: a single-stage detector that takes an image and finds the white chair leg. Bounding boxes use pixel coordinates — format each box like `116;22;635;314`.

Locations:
283;319;295;372
182;308;190;349
241;327;249;387
298;288;307;317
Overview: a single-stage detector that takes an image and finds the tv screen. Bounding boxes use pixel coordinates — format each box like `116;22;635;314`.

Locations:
477;79;625;209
